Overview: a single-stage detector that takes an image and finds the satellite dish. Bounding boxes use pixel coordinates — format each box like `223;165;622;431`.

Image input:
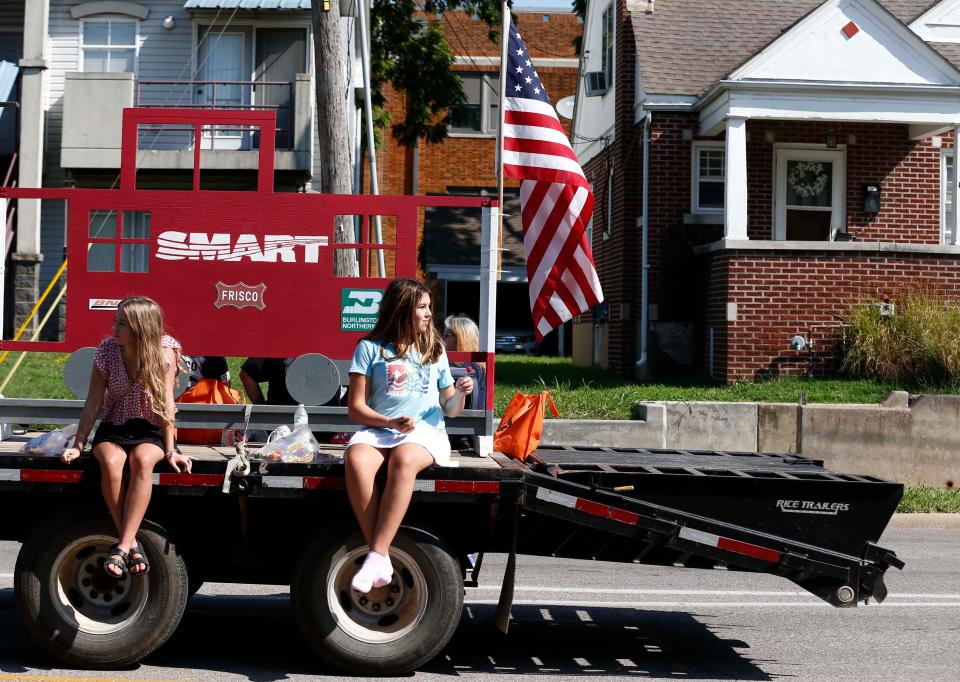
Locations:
555;95;575;119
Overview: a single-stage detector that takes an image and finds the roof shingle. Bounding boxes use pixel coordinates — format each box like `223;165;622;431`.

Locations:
930;41;960;71
631;0;940;97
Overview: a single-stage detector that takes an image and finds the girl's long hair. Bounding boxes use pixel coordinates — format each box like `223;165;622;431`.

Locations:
119;296;181;425
366;278;443;364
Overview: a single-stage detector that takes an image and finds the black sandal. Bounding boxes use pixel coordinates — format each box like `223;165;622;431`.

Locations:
103;544;128;578
127;544;150;576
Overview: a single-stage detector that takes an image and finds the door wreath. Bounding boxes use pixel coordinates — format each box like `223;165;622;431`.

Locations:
788;161;829;199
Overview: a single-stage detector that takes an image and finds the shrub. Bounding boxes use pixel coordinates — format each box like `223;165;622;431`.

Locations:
843;287;960;383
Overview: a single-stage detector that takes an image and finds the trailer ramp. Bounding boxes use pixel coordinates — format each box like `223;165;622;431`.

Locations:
515;447;904;607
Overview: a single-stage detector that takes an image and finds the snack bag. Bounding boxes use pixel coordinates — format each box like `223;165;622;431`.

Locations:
259;424;320;464
20;424;79;457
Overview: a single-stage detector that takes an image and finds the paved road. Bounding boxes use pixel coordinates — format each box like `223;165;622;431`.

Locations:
0;528;957;681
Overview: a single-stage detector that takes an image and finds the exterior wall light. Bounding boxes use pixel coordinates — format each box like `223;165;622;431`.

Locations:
162;16;176;30
864;184;881;214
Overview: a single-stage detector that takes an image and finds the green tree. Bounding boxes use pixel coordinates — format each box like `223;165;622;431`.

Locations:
369;1;582;146
370;1;506;146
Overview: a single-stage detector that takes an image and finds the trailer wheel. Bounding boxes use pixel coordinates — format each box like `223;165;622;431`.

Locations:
14;515;188;669
292;528;463;675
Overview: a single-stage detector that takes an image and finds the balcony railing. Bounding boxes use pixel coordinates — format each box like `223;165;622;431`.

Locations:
61;72;313;172
135;80;295;150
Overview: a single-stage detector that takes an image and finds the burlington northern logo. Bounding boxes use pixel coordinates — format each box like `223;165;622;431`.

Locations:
215;282;267;311
156;232;328;262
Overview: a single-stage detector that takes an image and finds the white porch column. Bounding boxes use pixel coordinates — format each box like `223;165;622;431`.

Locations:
953;124;960;245
724;117;749;240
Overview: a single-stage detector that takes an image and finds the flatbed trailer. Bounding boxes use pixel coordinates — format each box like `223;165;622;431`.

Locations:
0;430;903;675
0;108;904;675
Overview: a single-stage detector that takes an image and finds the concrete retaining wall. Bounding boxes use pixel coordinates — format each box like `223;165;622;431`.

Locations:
541;391;957;487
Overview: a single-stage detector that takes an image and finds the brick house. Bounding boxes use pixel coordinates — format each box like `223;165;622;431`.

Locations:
376;9;582;352
573;0;960;381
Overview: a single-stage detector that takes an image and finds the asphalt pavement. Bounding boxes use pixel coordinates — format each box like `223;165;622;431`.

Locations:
0;527;957;681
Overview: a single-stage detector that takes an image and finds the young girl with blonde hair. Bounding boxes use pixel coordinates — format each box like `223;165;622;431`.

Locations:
61;296;190;578
345;278;473;593
443;313;487;411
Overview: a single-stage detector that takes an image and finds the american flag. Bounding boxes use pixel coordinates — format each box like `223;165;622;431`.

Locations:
502;20;603;341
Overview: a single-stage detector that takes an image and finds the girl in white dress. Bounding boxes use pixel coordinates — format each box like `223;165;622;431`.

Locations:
345;278;473;593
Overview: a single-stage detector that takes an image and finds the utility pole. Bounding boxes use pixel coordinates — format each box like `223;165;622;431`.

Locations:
312;0;358;276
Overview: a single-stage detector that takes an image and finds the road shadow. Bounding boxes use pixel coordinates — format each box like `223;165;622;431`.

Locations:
423;603;775;679
0;590;777;680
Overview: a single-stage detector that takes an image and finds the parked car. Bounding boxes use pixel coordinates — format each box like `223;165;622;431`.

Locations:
495;329;537;354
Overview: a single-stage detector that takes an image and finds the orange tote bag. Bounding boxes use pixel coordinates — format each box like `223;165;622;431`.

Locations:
176;379;243;445
493;390;560;462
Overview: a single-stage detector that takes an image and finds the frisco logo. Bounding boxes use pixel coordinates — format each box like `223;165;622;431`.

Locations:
215;281;266;311
776;499;850;515
156;231;329;263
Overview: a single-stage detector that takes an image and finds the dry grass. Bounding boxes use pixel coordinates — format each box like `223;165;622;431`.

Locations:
843;287;960;383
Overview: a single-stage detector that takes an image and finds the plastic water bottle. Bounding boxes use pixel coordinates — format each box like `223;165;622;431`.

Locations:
294;403;308;429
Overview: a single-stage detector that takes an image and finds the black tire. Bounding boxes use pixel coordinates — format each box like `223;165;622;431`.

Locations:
14;513;189;669
292;527;463;675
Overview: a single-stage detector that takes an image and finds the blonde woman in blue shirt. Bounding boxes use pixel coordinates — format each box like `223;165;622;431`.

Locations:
345;278;474;593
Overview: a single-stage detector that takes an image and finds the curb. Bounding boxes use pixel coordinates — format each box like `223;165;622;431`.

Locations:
888;512;960;530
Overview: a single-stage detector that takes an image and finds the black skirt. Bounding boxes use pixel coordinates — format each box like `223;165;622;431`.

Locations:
92;418;165;454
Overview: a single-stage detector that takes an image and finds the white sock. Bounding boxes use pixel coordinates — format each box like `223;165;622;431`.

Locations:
351;551;389;593
372;552;394;588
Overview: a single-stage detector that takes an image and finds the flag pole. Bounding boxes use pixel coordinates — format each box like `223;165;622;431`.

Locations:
495;0;510;280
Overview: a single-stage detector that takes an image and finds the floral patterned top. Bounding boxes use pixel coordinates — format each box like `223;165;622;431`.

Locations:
94;335;181;427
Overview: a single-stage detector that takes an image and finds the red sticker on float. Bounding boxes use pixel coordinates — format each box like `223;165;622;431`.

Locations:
214;281;267;311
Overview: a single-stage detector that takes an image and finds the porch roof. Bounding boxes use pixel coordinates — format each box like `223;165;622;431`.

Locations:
697;79;960;137
183;1;310;9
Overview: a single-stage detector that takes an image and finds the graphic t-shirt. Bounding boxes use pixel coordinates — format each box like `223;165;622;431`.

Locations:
349;339;454;432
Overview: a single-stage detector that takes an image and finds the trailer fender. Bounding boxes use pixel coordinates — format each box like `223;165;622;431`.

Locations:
292;525;463;675
14;513;189;668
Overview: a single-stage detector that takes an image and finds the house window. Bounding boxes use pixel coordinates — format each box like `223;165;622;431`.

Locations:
81;19;137;73
692;142;725;213
943;151;956;245
450;72;499;135
601;5;614;87
774;147;846;241
88;210;151;273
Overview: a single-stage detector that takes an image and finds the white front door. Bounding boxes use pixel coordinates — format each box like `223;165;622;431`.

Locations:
775;147;846;241
197;32;246;150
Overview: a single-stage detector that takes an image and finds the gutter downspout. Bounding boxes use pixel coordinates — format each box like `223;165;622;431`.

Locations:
635;110;651;377
353;106;362;193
